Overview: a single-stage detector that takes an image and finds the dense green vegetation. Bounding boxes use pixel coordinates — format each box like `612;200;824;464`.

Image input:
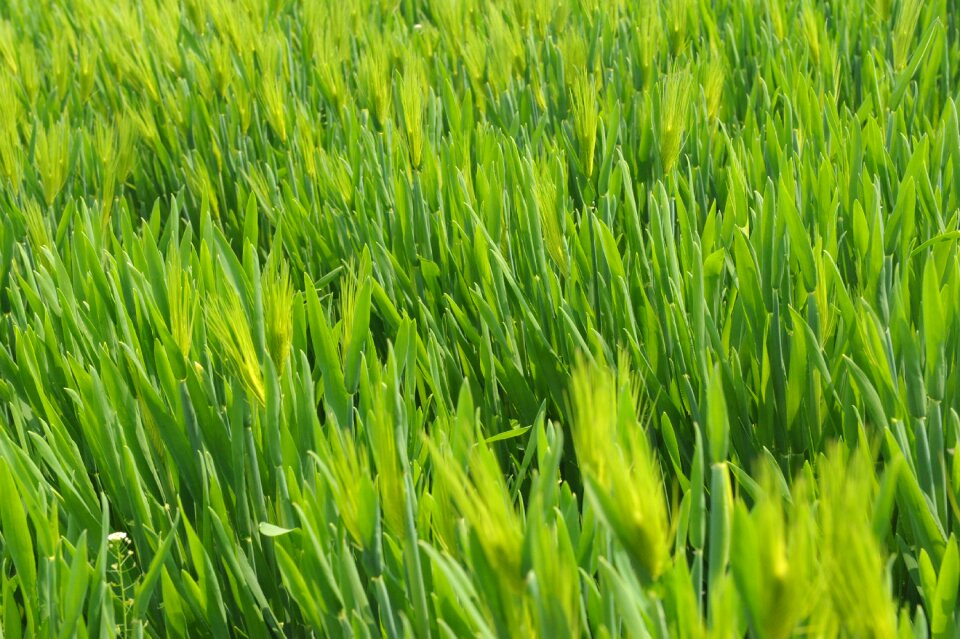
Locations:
0;0;958;636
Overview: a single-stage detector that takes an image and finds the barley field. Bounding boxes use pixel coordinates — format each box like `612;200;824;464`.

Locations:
0;0;958;636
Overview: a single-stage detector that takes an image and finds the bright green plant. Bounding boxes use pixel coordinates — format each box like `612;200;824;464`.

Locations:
0;0;958;636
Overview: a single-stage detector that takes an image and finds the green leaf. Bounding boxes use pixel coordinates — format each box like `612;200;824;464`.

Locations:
484;425;532;444
343;276;372;394
0;459;36;630
133;515;181;621
306;272;351;428
258;523;297;538
780;174;816;290
922;255;945;382
844;357;890;431
706;364;729;463
932;536;959;635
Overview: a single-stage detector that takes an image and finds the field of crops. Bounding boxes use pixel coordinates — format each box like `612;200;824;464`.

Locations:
0;0;959;636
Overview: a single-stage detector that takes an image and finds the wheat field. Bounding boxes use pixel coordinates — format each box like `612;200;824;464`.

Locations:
0;0;958;636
